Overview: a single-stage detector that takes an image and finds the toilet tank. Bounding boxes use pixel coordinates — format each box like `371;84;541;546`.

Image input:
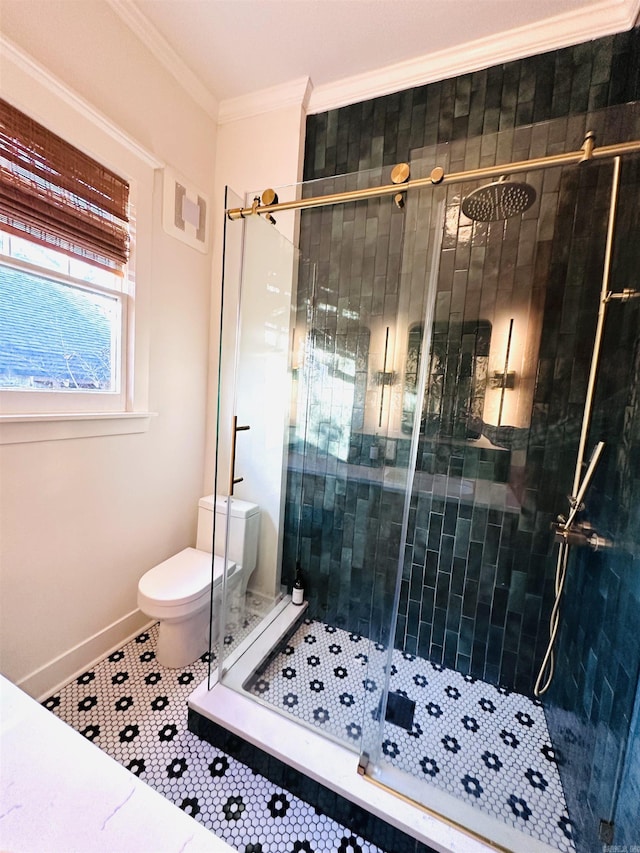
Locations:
196;495;260;572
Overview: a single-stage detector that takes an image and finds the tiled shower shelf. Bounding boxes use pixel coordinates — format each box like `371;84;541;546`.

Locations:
286;451;519;511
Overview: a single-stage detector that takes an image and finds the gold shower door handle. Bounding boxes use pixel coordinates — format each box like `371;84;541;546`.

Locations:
229;416;250;496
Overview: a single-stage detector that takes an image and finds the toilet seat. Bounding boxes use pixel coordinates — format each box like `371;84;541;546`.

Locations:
137;547;236;619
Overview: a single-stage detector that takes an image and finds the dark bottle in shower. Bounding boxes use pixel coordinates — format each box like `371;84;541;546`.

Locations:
292;564;304;605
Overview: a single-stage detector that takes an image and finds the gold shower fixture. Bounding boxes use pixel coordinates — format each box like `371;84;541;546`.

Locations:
579;130;596;163
391;162;410;209
226;133;640;221
391;163;410;183
261;189;278;224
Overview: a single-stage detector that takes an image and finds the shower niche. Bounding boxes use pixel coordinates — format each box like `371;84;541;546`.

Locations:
402;319;492;440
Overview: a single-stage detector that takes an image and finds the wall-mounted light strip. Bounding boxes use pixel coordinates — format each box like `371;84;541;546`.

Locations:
377;326;395;428
496;318;514;427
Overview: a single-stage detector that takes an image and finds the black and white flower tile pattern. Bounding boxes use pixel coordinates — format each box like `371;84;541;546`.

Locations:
43;618;381;853
249;618;576;853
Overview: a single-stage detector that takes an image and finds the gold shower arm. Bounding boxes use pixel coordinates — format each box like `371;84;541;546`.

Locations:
226;135;640;220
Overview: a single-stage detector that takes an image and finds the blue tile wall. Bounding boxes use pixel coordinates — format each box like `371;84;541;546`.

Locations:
304;31;640;181
615;680;640;848
287;25;640;679
544;157;640;852
282;33;640;852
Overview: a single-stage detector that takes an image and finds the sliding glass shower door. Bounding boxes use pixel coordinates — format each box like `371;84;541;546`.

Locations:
211;169;446;750
359;108;640;853
279;176;447;752
356;148;553;847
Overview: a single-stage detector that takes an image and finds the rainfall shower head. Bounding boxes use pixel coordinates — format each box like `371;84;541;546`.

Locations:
462;176;537;222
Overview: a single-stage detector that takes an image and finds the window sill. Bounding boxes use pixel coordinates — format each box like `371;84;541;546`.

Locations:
0;411;157;445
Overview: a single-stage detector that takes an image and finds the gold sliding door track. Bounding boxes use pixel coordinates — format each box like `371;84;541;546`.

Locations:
226;133;640;220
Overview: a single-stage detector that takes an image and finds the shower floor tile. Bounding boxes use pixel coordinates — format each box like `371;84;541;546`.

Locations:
42;613;383;853
247;618;576;853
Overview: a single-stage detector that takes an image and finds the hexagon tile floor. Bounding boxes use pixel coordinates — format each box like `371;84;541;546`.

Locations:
42;611;577;853
42;619;382;853
248;618;577;853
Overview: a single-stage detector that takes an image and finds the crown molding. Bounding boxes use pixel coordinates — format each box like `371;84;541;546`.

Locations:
308;0;640;114
218;77;313;125
0;35;163;169
106;0;219;120
102;0;639;121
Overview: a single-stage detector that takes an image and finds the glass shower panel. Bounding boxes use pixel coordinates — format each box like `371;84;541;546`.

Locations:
208;193;299;687
275;187;418;750
357;181;448;770
220;165;437;753
207;184;242;688
357;161;554;845
357;148;563;849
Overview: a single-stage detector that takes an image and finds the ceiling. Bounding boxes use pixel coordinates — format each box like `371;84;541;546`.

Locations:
110;0;640;116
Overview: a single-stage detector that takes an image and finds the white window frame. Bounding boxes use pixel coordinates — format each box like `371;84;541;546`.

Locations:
0;37;160;445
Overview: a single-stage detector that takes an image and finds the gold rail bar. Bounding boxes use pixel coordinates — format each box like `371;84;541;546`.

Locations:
226;137;640;220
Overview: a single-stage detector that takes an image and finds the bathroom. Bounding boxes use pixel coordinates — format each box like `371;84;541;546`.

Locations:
1;3;639;853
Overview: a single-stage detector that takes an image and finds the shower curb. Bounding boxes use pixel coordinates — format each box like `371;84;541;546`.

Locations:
187;706;437;853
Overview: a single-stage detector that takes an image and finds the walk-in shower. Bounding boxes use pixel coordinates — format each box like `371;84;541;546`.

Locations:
190;102;640;853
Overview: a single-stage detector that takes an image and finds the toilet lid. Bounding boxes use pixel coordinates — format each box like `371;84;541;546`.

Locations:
138;548;236;606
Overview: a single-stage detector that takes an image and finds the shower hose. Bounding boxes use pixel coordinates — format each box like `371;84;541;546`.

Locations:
533;440;605;697
533;541;570;697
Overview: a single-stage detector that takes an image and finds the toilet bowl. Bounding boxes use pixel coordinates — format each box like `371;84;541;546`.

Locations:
137;496;260;668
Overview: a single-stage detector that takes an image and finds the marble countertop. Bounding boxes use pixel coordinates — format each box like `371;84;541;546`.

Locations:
0;676;233;852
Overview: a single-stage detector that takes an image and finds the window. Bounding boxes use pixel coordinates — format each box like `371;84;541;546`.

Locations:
0;98;133;417
0;234;125;399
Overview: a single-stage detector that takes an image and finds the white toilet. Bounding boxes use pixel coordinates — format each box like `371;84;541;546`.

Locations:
137;495;260;668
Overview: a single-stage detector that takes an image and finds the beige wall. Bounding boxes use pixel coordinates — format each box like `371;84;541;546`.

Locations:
0;2;308;698
203;96;308;493
0;1;218;696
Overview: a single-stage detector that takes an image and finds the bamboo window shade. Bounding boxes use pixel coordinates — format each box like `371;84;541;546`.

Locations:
0;98;129;273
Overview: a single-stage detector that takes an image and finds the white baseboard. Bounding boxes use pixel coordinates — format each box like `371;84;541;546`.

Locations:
16;609;154;702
